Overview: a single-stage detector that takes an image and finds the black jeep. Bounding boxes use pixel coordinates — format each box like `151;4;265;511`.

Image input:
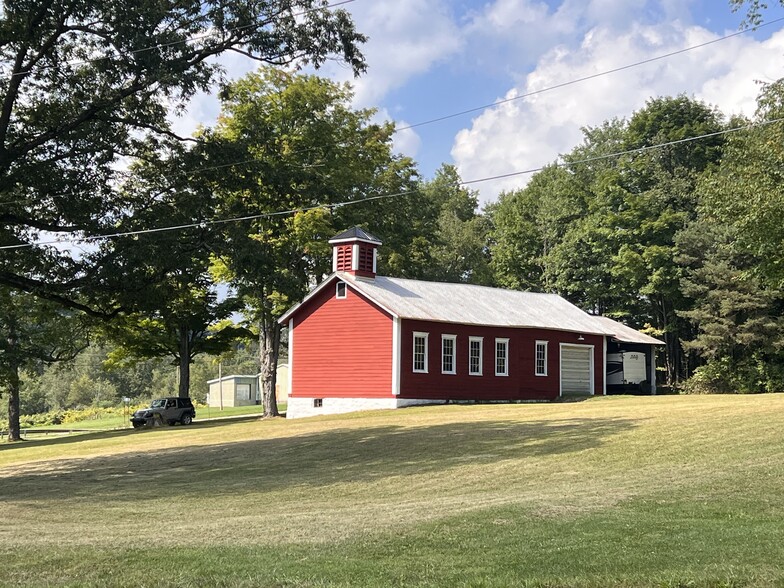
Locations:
130;397;196;428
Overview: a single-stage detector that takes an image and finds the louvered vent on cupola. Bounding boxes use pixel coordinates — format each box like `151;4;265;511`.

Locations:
328;227;382;279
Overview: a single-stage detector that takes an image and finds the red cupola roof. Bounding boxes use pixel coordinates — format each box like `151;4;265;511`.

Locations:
328;227;382;279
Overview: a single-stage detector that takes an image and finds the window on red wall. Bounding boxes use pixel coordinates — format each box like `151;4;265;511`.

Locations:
413;332;428;373
535;341;548;376
495;338;509;376
442;335;456;374
469;337;483;376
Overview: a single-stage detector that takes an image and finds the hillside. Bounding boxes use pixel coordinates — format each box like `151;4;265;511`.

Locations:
1;395;783;587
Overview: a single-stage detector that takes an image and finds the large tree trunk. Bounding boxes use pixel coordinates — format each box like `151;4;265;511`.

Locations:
178;324;191;398
7;361;21;442
259;317;280;418
5;327;21;441
659;296;687;388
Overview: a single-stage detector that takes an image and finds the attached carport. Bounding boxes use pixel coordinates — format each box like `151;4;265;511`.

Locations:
592;316;665;395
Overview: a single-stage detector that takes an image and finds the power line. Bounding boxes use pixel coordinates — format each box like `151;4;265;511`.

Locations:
0;7;775;204
0;11;778;200
396;16;784;132
1;0;356;78
2;115;781;252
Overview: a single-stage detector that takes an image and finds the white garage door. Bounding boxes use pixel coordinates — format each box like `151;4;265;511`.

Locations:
561;345;593;396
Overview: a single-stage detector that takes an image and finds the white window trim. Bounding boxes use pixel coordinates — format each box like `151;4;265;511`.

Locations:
469;336;483;376
495;338;509;377
441;334;457;375
413;331;429;374
535;340;548;377
336;281;347;299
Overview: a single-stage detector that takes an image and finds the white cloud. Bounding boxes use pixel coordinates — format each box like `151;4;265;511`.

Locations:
168;52;261;139
321;0;463;108
452;20;784;204
367;108;422;160
391;122;422;160
170;1;461;140
464;0;577;74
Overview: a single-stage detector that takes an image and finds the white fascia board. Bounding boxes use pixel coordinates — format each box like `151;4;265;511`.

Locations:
288;318;294;398
328;237;382;246
392;317;401;395
339;275;399;319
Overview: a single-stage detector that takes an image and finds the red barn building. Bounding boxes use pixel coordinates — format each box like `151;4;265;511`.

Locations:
279;227;662;419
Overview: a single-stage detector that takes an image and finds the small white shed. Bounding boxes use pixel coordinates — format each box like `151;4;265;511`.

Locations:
276;363;289;402
207;364;290;408
207;375;260;408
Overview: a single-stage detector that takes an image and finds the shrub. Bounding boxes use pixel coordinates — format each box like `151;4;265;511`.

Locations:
683;355;784;394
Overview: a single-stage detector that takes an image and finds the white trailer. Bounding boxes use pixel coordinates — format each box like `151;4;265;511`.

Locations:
607;351;647;387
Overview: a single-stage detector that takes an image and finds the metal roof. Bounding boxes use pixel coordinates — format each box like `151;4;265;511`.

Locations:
346;274;610;333
279;273;663;345
591;315;665;345
328;226;382;244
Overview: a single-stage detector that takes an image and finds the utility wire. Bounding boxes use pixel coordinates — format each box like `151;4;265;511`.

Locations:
0;7;776;207
1;12;779;200
396;16;784;132
2;116;781;252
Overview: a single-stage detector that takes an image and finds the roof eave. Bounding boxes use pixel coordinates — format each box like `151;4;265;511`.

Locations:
327;237;382;246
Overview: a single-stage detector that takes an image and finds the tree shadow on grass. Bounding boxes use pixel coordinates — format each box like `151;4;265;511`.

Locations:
0;416;638;504
0;415;267;451
0;427;144;450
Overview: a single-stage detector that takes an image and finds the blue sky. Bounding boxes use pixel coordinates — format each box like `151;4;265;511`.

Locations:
174;0;784;205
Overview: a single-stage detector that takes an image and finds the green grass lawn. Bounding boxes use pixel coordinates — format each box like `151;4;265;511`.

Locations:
1;394;783;587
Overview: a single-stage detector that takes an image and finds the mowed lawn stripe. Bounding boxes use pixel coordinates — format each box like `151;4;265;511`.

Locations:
1;394;783;587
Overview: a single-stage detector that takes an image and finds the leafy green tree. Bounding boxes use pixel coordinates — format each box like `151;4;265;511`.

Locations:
20;342;166;412
700;82;784;290
204;69;417;417
730;0;784;26
94;148;249;398
0;0;365;313
489;97;725;385
407;165;493;285
489;164;583;292
676;217;784;392
604;96;725;383
0;288;88;441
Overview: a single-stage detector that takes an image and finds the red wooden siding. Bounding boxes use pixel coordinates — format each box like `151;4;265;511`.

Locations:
399;320;605;401
292;281;394;398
